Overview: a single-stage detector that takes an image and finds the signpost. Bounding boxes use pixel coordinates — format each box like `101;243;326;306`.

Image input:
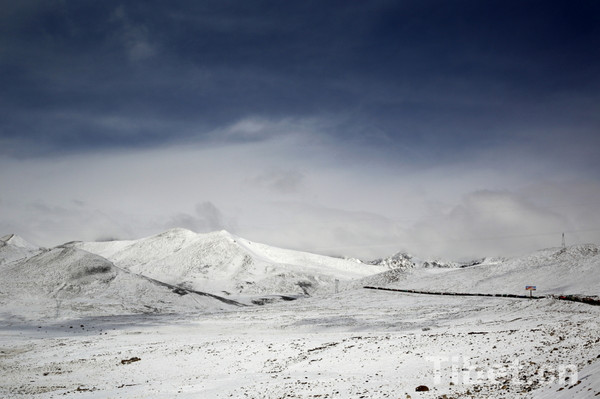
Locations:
525;285;536;298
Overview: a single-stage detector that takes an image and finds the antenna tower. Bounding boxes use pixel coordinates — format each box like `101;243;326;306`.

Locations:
561;233;566;249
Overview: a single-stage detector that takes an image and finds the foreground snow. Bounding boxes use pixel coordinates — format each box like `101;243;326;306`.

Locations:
1;289;598;398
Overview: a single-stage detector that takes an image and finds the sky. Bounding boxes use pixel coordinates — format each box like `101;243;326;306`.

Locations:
1;0;600;260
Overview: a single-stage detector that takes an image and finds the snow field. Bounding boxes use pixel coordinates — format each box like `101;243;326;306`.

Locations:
1;230;599;398
1;289;598;398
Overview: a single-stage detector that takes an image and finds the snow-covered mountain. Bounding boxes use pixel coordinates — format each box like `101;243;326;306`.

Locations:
0;245;236;321
0;233;42;266
3;227;598;322
382;244;600;296
75;228;388;298
368;251;481;269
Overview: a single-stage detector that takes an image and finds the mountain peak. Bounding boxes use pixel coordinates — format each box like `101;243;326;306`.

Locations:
0;234;38;250
155;227;198;239
164;227;196;234
156;228;237;242
369;252;415;269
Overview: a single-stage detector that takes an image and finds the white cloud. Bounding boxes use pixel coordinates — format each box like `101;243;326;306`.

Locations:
233;201;406;259
1;117;599;260
165;201;236;233
405;190;571;259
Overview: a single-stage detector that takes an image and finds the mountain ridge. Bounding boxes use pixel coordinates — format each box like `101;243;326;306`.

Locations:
0;245;235;321
0;233;43;266
74;228;388;297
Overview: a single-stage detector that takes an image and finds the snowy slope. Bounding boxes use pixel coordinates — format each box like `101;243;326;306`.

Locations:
0;246;235;321
0;234;42;266
382;244;600;296
76;228;387;296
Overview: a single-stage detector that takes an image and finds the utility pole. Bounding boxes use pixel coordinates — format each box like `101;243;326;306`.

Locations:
561;233;566;249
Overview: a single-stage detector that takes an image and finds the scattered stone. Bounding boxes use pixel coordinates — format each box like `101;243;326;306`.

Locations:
121;357;141;365
415;385;429;392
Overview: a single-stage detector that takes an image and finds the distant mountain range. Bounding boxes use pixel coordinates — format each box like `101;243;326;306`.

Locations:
1;228;598;321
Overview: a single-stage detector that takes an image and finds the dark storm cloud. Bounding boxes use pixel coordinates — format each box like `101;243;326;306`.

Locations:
2;0;599;162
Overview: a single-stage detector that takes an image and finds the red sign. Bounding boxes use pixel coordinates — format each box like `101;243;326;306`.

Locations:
525;286;536;290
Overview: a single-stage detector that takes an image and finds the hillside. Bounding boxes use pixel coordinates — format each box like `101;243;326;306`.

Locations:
0;234;42;266
380;244;600;296
0;245;236;321
4;229;598;322
76;228;388;297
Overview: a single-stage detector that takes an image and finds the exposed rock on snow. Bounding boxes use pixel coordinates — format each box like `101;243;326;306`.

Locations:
369;251;476;270
369;252;416;269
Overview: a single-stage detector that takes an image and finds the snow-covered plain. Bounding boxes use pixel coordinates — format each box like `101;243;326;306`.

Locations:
1;230;599;398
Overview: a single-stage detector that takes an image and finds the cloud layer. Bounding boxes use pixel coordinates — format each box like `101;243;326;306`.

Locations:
1;2;599;259
1;119;599;260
